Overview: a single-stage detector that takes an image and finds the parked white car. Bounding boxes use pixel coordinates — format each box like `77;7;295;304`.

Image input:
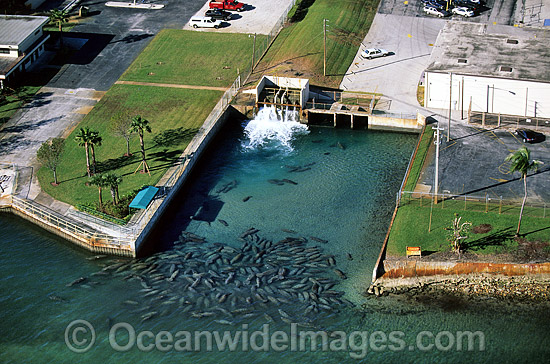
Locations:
423;5;449;17
190;16;222;29
452;6;475;17
360;48;390;60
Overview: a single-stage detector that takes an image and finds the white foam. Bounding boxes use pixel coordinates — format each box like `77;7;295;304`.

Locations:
242;106;309;152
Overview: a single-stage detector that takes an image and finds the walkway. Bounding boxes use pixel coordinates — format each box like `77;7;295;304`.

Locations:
115;80;228;91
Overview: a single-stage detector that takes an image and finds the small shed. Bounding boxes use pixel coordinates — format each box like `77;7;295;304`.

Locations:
129;186;159;209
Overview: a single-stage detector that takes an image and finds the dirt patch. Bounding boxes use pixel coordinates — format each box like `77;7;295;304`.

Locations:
472;223;493;234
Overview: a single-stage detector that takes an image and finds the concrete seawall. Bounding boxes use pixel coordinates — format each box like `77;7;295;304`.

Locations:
381;259;550;280
133;106;237;254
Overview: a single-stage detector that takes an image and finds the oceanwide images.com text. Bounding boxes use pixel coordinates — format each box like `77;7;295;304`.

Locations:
65;320;486;358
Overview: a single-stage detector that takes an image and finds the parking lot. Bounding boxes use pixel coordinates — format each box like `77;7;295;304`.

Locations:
185;0;295;34
341;0;521;113
418;120;550;203
378;0;517;25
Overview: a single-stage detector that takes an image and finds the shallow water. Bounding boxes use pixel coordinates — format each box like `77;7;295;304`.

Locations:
1;115;549;363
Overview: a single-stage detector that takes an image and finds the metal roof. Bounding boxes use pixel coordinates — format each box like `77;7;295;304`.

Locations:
129;186;159;209
425;21;550;83
0;15;49;47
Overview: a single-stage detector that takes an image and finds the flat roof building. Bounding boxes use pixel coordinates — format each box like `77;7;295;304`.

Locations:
0;15;50;88
424;22;550;118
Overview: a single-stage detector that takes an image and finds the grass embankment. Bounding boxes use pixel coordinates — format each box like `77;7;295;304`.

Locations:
121;30;266;88
403;125;433;192
38;29;262;212
386;125;550;256
38;85;223;207
387;203;550;256
253;0;379;88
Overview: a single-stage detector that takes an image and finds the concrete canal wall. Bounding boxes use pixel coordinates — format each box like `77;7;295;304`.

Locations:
132;106;237;254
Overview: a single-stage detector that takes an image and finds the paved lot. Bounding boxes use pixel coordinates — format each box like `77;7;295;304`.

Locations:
186;0;294;35
418;117;550;203
340;13;444;113
341;0;521;114
379;0;517;25
46;0;207;91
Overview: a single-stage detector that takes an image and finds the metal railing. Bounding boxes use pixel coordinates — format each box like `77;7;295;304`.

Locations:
398;190;549;219
124;1;300;235
468;111;550;131
10;195;134;248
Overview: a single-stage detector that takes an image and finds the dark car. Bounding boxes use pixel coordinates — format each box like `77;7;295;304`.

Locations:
453;0;482;10
516;128;545;143
205;9;232;21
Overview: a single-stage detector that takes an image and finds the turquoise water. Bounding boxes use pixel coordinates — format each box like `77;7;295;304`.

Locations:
1;119;549;363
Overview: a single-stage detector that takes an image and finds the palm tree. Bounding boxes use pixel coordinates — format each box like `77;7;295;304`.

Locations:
89;174;107;210
130;115;152;174
74;127;95;177
104;173;123;205
89;131;102;175
48;9;70;47
505;146;541;236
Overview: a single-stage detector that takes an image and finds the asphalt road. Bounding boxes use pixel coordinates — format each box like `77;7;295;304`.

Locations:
45;0;207;91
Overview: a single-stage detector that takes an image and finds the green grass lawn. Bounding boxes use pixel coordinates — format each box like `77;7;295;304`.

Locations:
121;30;265;88
403;125;433;192
386;203;550;256
37;84;223;207
254;0;379;88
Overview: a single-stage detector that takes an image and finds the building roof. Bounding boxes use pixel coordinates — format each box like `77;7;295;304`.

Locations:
425;22;550;83
0;15;49;47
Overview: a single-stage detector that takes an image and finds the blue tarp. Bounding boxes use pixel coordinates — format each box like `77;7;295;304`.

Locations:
129;186;159;209
544;19;550;26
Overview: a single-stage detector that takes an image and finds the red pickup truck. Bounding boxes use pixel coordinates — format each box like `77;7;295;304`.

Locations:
209;0;245;12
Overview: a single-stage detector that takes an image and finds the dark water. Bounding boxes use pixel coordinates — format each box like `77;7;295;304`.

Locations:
1;117;549;363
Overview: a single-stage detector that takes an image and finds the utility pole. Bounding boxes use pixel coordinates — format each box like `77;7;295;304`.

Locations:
323;19;327;77
251;33;257;71
433;124;443;204
447;72;452;142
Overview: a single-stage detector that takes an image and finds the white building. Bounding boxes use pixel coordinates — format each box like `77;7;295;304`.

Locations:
424;22;550;119
0;15;50;88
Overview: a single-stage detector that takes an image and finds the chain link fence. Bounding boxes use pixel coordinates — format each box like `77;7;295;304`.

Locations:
468;111;550;131
399;191;549;219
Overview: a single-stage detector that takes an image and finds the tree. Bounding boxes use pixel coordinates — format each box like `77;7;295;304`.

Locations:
74;127;95;177
48;9;70;47
505;147;542;236
37;138;64;185
445;213;472;254
89;131;102;175
89;174;108;210
109;112;134;157
104;173;122;205
130;115;152;174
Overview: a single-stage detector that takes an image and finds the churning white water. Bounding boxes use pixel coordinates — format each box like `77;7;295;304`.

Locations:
242;106;309;152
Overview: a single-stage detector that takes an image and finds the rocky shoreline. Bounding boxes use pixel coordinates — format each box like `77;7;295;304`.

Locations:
366;275;550;305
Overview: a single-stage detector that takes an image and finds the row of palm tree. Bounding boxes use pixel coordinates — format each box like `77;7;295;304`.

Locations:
74;115;152;177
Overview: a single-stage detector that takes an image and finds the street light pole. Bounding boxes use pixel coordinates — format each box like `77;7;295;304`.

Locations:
447;72;452;142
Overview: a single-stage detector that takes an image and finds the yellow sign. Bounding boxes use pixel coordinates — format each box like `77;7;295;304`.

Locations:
406;246;421;257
